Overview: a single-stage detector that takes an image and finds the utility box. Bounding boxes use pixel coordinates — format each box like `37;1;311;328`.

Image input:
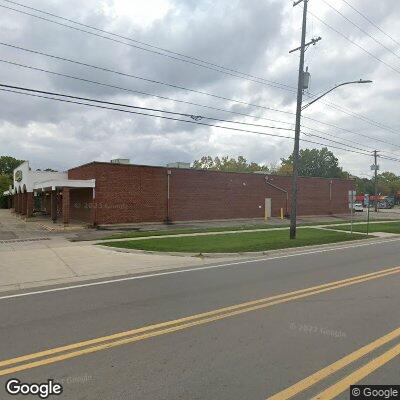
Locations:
302;70;311;89
166;162;191;169
110;159;130;164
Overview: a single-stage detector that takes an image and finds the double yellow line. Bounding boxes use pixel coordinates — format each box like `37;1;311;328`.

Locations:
268;326;400;400
1;266;399;377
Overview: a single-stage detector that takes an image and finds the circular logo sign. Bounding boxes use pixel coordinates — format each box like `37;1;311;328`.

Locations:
15;170;23;182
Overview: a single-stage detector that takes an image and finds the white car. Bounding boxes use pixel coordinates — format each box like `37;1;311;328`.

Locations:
353;202;364;212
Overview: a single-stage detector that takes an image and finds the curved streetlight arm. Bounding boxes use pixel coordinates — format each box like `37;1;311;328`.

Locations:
301;79;372;110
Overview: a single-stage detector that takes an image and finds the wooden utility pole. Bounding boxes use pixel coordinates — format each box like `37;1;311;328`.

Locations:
290;0;308;240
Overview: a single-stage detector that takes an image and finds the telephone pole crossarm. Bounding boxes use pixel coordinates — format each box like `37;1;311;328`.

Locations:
289;37;322;54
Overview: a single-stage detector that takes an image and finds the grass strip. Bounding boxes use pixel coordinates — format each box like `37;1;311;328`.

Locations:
98;219;369;240
101;228;368;253
327;221;400;234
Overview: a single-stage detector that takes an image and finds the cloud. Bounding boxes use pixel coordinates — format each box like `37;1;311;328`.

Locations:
0;0;399;177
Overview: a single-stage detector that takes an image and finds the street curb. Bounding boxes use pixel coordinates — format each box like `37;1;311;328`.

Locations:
96;236;387;258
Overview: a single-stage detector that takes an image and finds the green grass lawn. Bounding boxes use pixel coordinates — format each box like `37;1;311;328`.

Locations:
329;221;400;234
101;228;367;253
98;219;361;241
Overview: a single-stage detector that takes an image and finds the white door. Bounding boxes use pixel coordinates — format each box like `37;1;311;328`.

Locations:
265;198;272;220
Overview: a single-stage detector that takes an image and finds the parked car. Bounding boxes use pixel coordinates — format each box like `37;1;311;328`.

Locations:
353;202;364;212
378;201;393;209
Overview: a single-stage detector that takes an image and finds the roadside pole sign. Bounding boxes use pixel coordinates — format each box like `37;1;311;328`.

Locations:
348;190;356;209
366;193;371;237
348;190;356;236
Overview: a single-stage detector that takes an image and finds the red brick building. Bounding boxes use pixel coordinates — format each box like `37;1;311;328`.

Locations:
66;161;354;225
7;160;354;226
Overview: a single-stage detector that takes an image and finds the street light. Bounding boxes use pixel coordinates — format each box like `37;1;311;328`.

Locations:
289;78;372;240
301;79;373;110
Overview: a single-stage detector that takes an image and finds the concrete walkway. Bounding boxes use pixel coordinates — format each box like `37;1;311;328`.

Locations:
0;237;232;293
0;210;232;293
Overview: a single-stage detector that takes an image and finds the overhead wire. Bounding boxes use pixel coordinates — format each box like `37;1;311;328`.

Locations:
0;3;397;135
0;82;375;153
307;8;400;75
2;56;400;155
321;0;400;62
0;85;382;158
0;83;295;132
2;40;400;146
338;0;400;49
0;2;296;93
0;0;301;91
1;2;400;157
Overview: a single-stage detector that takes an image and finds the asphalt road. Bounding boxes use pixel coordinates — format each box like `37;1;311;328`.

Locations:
0;238;399;399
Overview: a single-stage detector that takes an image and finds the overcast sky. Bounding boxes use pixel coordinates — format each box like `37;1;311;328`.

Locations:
0;0;399;177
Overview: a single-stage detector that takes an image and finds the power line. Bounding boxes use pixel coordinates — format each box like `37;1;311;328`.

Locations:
0;85;380;158
0;83;375;153
0;83;294;132
0;2;296;93
308;8;400;76
304;9;400;136
303;126;375;152
1;4;398;135
0;58;294;127
0;42;298;117
321;0;400;62
3;41;400;143
316;98;400;136
0;0;301;92
2;56;400;154
339;0;400;49
304;123;400;156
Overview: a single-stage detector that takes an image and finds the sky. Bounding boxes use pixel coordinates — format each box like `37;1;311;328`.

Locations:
0;0;399;178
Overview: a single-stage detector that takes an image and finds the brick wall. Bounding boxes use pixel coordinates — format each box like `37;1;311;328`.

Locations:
68;162;354;224
68;163;167;224
69;188;93;223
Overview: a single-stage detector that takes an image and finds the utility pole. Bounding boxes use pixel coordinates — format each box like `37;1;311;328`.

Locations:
290;0;308;240
373;150;379;212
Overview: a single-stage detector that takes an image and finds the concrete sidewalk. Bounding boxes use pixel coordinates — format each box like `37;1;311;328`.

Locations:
0;237;229;293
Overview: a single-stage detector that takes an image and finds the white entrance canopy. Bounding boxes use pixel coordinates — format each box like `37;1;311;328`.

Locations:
33;179;96;191
9;161;96;194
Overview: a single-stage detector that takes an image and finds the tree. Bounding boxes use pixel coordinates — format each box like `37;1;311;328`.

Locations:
279;148;347;178
354;177;374;194
354;172;400;196
274;163;293;176
0;156;24;178
0;174;11;208
376;172;400;195
192;156;270;173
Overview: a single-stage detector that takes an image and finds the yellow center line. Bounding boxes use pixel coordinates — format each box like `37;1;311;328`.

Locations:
267;326;400;400
0;267;399;376
2;266;396;370
312;341;400;399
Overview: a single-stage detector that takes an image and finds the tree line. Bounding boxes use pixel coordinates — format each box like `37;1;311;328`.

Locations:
193;148;400;197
